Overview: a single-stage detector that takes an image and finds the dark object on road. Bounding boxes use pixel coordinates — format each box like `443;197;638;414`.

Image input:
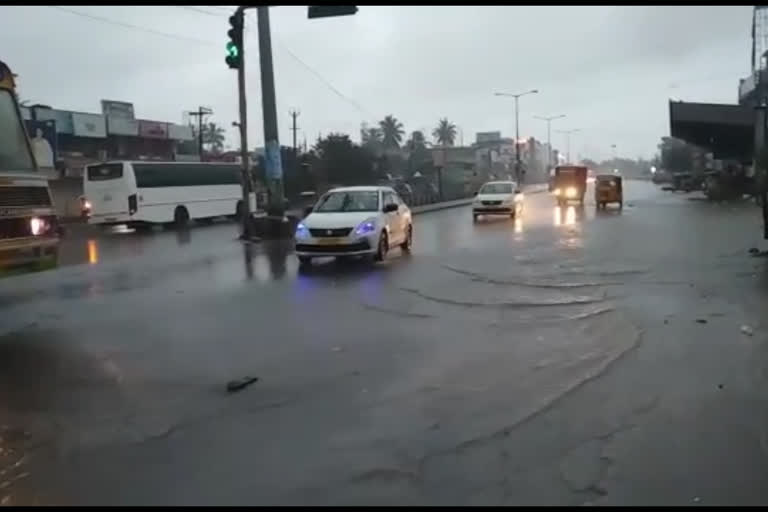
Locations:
594;174;623;210
226;376;259;393
695;318;708;324
552;165;587;207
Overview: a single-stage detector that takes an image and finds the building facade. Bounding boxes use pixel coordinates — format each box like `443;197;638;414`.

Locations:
21;99;197;178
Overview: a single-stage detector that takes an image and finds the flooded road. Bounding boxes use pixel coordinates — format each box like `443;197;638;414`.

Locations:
1;181;768;505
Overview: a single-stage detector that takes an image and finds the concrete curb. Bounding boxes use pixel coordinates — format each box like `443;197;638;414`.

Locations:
411;184;549;215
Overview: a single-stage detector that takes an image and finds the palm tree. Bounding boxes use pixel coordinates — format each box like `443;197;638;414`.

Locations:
432;118;457;147
361;127;383;146
202;122;226;154
379;115;404;149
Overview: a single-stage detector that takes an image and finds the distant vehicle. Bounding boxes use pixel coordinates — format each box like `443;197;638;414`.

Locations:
594;174;623;210
295;186;412;265
83;161;257;229
0;59;60;271
552;165;588;206
472;180;524;222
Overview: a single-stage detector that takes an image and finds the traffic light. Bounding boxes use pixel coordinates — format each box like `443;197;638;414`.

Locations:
307;6;358;19
226;11;244;70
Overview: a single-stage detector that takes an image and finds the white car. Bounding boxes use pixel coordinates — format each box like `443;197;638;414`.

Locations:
472;180;524;221
295;186;413;265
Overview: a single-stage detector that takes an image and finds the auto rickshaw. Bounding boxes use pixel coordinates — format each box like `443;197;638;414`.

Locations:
552;165;587;207
594;174;623;210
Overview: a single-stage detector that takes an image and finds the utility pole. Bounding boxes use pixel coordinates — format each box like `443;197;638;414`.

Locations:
289;109;301;200
289;109;301;157
534;114;566;172
189;106;212;161
257;6;285;220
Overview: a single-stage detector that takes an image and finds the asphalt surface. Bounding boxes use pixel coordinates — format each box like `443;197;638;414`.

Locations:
1;180;768;505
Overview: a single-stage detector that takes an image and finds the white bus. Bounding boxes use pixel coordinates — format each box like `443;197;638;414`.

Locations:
83;161;257;228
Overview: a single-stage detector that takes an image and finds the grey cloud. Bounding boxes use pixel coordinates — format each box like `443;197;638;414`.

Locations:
0;5;754;159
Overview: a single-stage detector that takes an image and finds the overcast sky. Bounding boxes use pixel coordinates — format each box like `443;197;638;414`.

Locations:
1;5;754;160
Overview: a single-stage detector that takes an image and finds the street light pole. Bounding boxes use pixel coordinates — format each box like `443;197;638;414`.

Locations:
556;128;580;164
534;114;566;172
494;89;539;183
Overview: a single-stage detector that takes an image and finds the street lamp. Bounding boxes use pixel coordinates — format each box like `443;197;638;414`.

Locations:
555;128;581;164
494;89;539;182
534;114;566;172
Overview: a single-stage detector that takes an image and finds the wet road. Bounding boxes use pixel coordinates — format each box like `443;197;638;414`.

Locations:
2;181;768;505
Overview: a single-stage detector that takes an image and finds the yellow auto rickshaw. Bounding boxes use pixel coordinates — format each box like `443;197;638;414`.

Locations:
594;174;623;210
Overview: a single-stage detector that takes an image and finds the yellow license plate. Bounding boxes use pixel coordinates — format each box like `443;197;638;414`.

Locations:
317;237;346;245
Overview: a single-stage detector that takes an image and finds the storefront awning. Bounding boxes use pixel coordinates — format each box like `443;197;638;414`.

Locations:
669;101;754;163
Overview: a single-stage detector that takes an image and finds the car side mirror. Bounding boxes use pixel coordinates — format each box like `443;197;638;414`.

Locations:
302;206;314;217
383;203;398;213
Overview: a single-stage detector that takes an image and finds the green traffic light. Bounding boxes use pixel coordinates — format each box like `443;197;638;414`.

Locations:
226;42;239;58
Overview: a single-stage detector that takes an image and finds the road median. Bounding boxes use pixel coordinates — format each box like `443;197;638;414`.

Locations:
411;183;549;215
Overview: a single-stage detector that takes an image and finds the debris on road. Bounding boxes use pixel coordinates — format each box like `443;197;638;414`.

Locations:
741;325;754;337
695;319;708;324
332;346;345;353
226;376;259;393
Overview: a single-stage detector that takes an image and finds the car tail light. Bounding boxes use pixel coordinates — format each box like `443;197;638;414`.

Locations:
128;194;138;215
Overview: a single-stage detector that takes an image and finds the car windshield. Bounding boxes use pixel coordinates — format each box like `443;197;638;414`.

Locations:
315;190;379;212
480;183;514;194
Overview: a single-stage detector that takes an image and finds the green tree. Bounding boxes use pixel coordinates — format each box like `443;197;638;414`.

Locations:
379;115;404;149
658;136;695;173
361;127;384;156
202;122;226;154
313;133;376;185
432;118;457;147
405;130;432;177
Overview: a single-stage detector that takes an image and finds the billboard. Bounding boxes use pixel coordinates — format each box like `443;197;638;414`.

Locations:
107;116;139;136
101;100;135;120
168;123;194;141
34;108;73;134
476;131;502;144
138;120;169;139
25;119;57;168
72;112;107;138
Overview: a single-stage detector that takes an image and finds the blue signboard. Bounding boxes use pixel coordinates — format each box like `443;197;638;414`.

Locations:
25;119;57;168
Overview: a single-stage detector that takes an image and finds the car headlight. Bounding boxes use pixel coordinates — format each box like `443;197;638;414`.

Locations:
30;217;47;236
565;187;577;198
515;193;524;201
355;218;377;236
295;222;310;239
553;188;561;196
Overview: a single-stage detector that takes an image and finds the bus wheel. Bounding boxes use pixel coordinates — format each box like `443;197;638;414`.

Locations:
174;206;190;229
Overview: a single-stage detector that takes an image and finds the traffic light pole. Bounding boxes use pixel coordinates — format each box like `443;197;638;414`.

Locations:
236;7;253;239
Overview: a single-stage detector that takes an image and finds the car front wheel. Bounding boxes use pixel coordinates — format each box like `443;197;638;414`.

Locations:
401;225;413;252
374;231;388;262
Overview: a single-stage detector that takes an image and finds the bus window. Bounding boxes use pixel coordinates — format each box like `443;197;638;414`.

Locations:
0;89;35;173
87;163;124;181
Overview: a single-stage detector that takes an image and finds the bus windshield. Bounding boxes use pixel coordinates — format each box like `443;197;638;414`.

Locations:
0;89;35;173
